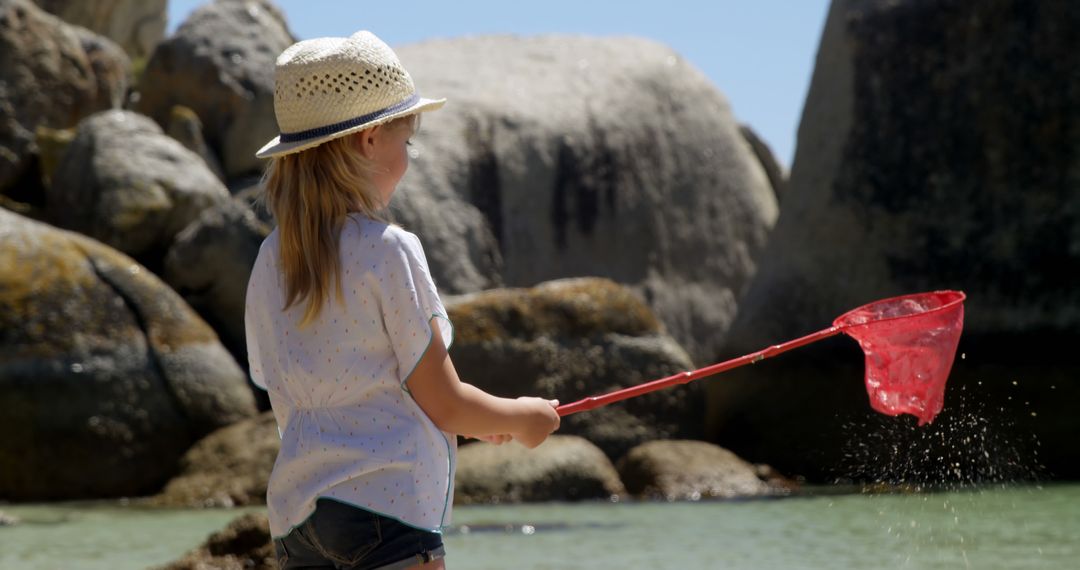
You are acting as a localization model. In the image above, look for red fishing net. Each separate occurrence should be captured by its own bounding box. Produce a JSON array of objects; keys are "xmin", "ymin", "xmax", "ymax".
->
[{"xmin": 834, "ymin": 291, "xmax": 966, "ymax": 425}]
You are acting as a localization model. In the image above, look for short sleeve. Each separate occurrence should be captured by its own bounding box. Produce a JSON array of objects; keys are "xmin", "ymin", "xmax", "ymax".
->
[{"xmin": 376, "ymin": 230, "xmax": 453, "ymax": 387}]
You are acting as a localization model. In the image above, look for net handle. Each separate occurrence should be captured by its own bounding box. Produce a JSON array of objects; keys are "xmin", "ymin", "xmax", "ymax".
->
[{"xmin": 556, "ymin": 326, "xmax": 843, "ymax": 417}]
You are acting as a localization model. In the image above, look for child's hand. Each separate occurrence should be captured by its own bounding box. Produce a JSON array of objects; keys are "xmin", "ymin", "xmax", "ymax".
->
[{"xmin": 511, "ymin": 397, "xmax": 561, "ymax": 449}]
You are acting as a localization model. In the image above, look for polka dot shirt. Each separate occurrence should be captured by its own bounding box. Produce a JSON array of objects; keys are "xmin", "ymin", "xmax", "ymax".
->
[{"xmin": 244, "ymin": 214, "xmax": 455, "ymax": 539}]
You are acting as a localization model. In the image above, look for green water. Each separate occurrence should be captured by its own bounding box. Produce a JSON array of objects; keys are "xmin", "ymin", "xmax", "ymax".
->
[{"xmin": 2, "ymin": 485, "xmax": 1078, "ymax": 569}]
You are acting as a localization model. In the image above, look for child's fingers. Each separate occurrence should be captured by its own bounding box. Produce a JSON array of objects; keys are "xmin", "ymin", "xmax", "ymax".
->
[{"xmin": 548, "ymin": 399, "xmax": 559, "ymax": 408}]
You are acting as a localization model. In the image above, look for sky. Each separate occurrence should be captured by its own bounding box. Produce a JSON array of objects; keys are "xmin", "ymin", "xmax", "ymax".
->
[{"xmin": 167, "ymin": 0, "xmax": 831, "ymax": 168}]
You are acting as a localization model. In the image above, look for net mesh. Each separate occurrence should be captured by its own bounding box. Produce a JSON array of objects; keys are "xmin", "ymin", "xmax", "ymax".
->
[{"xmin": 833, "ymin": 291, "xmax": 965, "ymax": 425}]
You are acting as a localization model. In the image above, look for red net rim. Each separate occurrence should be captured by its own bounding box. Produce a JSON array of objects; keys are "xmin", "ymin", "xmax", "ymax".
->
[{"xmin": 832, "ymin": 290, "xmax": 967, "ymax": 329}]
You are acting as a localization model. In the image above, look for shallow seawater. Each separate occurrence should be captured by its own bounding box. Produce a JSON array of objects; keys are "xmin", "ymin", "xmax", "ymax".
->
[{"xmin": 2, "ymin": 484, "xmax": 1078, "ymax": 569}]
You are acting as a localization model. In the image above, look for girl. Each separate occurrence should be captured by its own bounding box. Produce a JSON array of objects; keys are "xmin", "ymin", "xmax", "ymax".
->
[{"xmin": 245, "ymin": 31, "xmax": 560, "ymax": 570}]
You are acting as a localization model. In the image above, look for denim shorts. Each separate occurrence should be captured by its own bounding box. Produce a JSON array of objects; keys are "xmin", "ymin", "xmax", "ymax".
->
[{"xmin": 274, "ymin": 498, "xmax": 445, "ymax": 570}]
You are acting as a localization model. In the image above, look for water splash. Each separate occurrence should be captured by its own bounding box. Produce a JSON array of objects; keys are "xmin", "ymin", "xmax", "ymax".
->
[
  {"xmin": 834, "ymin": 381, "xmax": 1047, "ymax": 568},
  {"xmin": 836, "ymin": 382, "xmax": 1044, "ymax": 489}
]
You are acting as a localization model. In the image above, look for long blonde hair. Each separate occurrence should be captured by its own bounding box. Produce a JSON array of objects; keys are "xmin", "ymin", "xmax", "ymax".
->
[{"xmin": 262, "ymin": 116, "xmax": 413, "ymax": 326}]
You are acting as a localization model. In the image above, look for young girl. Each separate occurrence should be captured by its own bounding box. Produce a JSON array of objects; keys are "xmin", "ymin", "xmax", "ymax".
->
[{"xmin": 244, "ymin": 31, "xmax": 560, "ymax": 570}]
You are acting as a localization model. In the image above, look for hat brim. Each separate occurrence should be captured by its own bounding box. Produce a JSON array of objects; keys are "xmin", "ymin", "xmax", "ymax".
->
[{"xmin": 255, "ymin": 96, "xmax": 446, "ymax": 159}]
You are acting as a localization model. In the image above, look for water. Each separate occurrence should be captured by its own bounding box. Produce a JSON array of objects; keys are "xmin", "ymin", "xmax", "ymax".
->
[
  {"xmin": 2, "ymin": 485, "xmax": 1078, "ymax": 569},
  {"xmin": 838, "ymin": 382, "xmax": 1045, "ymax": 487}
]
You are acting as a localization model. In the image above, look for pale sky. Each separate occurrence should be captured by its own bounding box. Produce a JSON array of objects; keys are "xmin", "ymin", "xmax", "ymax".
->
[{"xmin": 168, "ymin": 0, "xmax": 831, "ymax": 168}]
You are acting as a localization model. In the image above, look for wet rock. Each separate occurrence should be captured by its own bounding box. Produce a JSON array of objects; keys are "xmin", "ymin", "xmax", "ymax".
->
[
  {"xmin": 33, "ymin": 0, "xmax": 166, "ymax": 60},
  {"xmin": 47, "ymin": 110, "xmax": 230, "ymax": 263},
  {"xmin": 0, "ymin": 510, "xmax": 19, "ymax": 526},
  {"xmin": 0, "ymin": 208, "xmax": 257, "ymax": 500},
  {"xmin": 137, "ymin": 0, "xmax": 295, "ymax": 179},
  {"xmin": 164, "ymin": 200, "xmax": 271, "ymax": 363},
  {"xmin": 710, "ymin": 0, "xmax": 1080, "ymax": 480},
  {"xmin": 616, "ymin": 440, "xmax": 789, "ymax": 500},
  {"xmin": 0, "ymin": 0, "xmax": 128, "ymax": 193},
  {"xmin": 394, "ymin": 35, "xmax": 779, "ymax": 363},
  {"xmin": 455, "ymin": 435, "xmax": 625, "ymax": 504},
  {"xmin": 447, "ymin": 278, "xmax": 704, "ymax": 461},
  {"xmin": 157, "ymin": 512, "xmax": 276, "ymax": 570},
  {"xmin": 150, "ymin": 412, "xmax": 277, "ymax": 508}
]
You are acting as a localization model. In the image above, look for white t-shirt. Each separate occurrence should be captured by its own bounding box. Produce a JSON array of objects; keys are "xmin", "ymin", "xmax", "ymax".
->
[{"xmin": 244, "ymin": 214, "xmax": 456, "ymax": 539}]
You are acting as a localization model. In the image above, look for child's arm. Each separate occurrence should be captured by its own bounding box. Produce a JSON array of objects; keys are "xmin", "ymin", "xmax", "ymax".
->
[{"xmin": 406, "ymin": 319, "xmax": 560, "ymax": 449}]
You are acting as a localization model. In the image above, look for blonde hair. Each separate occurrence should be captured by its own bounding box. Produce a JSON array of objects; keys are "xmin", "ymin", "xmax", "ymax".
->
[{"xmin": 262, "ymin": 115, "xmax": 415, "ymax": 327}]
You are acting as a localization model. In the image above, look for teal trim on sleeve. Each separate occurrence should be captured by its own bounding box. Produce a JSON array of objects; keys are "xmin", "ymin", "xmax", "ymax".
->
[
  {"xmin": 394, "ymin": 313, "xmax": 457, "ymax": 530},
  {"xmin": 438, "ymin": 431, "xmax": 454, "ymax": 530},
  {"xmin": 398, "ymin": 313, "xmax": 455, "ymax": 394}
]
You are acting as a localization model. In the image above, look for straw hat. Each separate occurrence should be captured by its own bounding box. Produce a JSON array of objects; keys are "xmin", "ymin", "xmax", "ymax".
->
[{"xmin": 255, "ymin": 31, "xmax": 445, "ymax": 158}]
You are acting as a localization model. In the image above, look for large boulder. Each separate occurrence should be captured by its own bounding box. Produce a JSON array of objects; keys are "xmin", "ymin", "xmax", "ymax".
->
[
  {"xmin": 447, "ymin": 278, "xmax": 703, "ymax": 461},
  {"xmin": 0, "ymin": 208, "xmax": 257, "ymax": 500},
  {"xmin": 32, "ymin": 0, "xmax": 166, "ymax": 60},
  {"xmin": 709, "ymin": 0, "xmax": 1080, "ymax": 480},
  {"xmin": 164, "ymin": 199, "xmax": 271, "ymax": 363},
  {"xmin": 455, "ymin": 436, "xmax": 625, "ymax": 504},
  {"xmin": 137, "ymin": 0, "xmax": 295, "ymax": 180},
  {"xmin": 0, "ymin": 0, "xmax": 129, "ymax": 194},
  {"xmin": 394, "ymin": 36, "xmax": 779, "ymax": 363},
  {"xmin": 47, "ymin": 110, "xmax": 231, "ymax": 264},
  {"xmin": 616, "ymin": 440, "xmax": 791, "ymax": 500},
  {"xmin": 151, "ymin": 411, "xmax": 277, "ymax": 508}
]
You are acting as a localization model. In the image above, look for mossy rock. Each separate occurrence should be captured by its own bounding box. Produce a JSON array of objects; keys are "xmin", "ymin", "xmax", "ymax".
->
[
  {"xmin": 0, "ymin": 208, "xmax": 256, "ymax": 500},
  {"xmin": 156, "ymin": 512, "xmax": 276, "ymax": 570},
  {"xmin": 447, "ymin": 278, "xmax": 703, "ymax": 461},
  {"xmin": 0, "ymin": 0, "xmax": 128, "ymax": 193},
  {"xmin": 450, "ymin": 277, "xmax": 660, "ymax": 344},
  {"xmin": 149, "ymin": 411, "xmax": 278, "ymax": 508}
]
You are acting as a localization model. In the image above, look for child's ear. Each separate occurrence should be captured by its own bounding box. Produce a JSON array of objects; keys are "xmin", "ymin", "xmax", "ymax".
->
[{"xmin": 353, "ymin": 127, "xmax": 380, "ymax": 159}]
